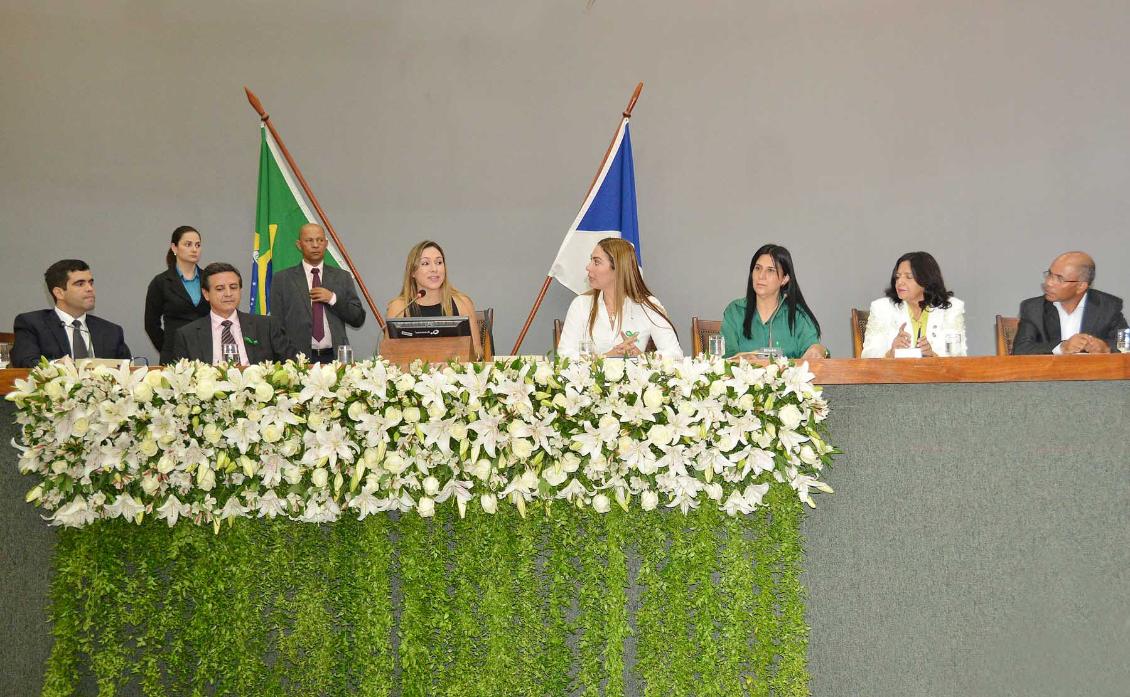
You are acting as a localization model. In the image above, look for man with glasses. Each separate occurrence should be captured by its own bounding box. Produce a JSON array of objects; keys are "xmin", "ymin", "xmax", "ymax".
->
[{"xmin": 1012, "ymin": 251, "xmax": 1127, "ymax": 354}]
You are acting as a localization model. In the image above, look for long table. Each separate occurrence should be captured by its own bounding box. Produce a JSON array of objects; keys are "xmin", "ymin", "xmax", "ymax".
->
[{"xmin": 3, "ymin": 358, "xmax": 1129, "ymax": 696}]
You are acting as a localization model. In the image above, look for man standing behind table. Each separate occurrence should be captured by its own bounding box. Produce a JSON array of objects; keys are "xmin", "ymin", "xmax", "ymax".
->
[
  {"xmin": 11, "ymin": 259, "xmax": 131, "ymax": 367},
  {"xmin": 170, "ymin": 263, "xmax": 295, "ymax": 364},
  {"xmin": 1012, "ymin": 251, "xmax": 1127, "ymax": 354},
  {"xmin": 269, "ymin": 223, "xmax": 366, "ymax": 363}
]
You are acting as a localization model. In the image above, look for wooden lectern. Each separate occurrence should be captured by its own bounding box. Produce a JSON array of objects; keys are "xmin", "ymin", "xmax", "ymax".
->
[{"xmin": 379, "ymin": 336, "xmax": 475, "ymax": 367}]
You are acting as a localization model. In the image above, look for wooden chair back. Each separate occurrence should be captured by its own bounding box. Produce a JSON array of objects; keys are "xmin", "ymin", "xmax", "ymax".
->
[
  {"xmin": 690, "ymin": 317, "xmax": 722, "ymax": 356},
  {"xmin": 475, "ymin": 308, "xmax": 495, "ymax": 360},
  {"xmin": 995, "ymin": 315, "xmax": 1020, "ymax": 356},
  {"xmin": 0, "ymin": 332, "xmax": 13, "ymax": 345},
  {"xmin": 850, "ymin": 308, "xmax": 870, "ymax": 358}
]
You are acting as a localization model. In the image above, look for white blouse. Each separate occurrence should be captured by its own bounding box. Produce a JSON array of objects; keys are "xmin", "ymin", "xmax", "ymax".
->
[
  {"xmin": 558, "ymin": 292, "xmax": 684, "ymax": 359},
  {"xmin": 860, "ymin": 296, "xmax": 967, "ymax": 358}
]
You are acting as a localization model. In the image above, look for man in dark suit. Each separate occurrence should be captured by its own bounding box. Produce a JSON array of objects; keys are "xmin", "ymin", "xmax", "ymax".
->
[
  {"xmin": 269, "ymin": 223, "xmax": 365, "ymax": 363},
  {"xmin": 11, "ymin": 259, "xmax": 131, "ymax": 368},
  {"xmin": 1012, "ymin": 251, "xmax": 1127, "ymax": 354},
  {"xmin": 170, "ymin": 262, "xmax": 296, "ymax": 364}
]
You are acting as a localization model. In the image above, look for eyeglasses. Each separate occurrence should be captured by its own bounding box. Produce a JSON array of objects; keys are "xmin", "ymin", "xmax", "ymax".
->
[{"xmin": 1042, "ymin": 270, "xmax": 1081, "ymax": 284}]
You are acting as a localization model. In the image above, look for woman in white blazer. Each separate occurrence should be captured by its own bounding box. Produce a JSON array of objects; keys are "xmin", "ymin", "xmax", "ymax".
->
[
  {"xmin": 558, "ymin": 238, "xmax": 683, "ymax": 359},
  {"xmin": 861, "ymin": 251, "xmax": 967, "ymax": 358}
]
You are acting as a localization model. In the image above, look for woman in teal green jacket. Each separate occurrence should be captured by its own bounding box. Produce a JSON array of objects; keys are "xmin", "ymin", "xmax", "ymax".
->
[{"xmin": 721, "ymin": 244, "xmax": 828, "ymax": 361}]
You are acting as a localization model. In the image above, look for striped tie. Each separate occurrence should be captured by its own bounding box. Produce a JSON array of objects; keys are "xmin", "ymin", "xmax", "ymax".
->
[
  {"xmin": 71, "ymin": 320, "xmax": 89, "ymax": 359},
  {"xmin": 221, "ymin": 320, "xmax": 237, "ymax": 361}
]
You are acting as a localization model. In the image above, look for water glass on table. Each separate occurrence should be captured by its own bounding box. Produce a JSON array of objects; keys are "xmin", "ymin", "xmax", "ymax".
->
[
  {"xmin": 579, "ymin": 339, "xmax": 596, "ymax": 358},
  {"xmin": 1117, "ymin": 328, "xmax": 1130, "ymax": 354},
  {"xmin": 221, "ymin": 344, "xmax": 239, "ymax": 365},
  {"xmin": 336, "ymin": 344, "xmax": 355, "ymax": 364},
  {"xmin": 0, "ymin": 342, "xmax": 10, "ymax": 368},
  {"xmin": 706, "ymin": 333, "xmax": 725, "ymax": 357}
]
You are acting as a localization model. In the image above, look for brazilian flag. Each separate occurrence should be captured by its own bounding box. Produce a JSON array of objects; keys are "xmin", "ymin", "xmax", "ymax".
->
[{"xmin": 249, "ymin": 124, "xmax": 343, "ymax": 314}]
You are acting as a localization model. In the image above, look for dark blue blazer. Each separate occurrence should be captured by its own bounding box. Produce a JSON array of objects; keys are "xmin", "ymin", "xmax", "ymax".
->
[{"xmin": 11, "ymin": 309, "xmax": 131, "ymax": 368}]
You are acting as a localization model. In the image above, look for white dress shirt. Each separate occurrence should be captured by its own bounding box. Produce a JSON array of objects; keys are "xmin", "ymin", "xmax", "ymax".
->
[
  {"xmin": 54, "ymin": 307, "xmax": 93, "ymax": 358},
  {"xmin": 558, "ymin": 292, "xmax": 684, "ymax": 359},
  {"xmin": 302, "ymin": 260, "xmax": 337, "ymax": 350},
  {"xmin": 860, "ymin": 296, "xmax": 967, "ymax": 358},
  {"xmin": 1051, "ymin": 294, "xmax": 1087, "ymax": 355},
  {"xmin": 210, "ymin": 311, "xmax": 249, "ymax": 365}
]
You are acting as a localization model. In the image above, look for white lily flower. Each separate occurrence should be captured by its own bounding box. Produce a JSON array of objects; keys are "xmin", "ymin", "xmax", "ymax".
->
[{"xmin": 156, "ymin": 495, "xmax": 190, "ymax": 527}]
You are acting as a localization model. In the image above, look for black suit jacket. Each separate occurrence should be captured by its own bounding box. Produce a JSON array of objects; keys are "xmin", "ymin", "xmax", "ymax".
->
[
  {"xmin": 1012, "ymin": 288, "xmax": 1128, "ymax": 354},
  {"xmin": 11, "ymin": 309, "xmax": 131, "ymax": 368},
  {"xmin": 169, "ymin": 311, "xmax": 296, "ymax": 364},
  {"xmin": 268, "ymin": 264, "xmax": 366, "ymax": 352},
  {"xmin": 144, "ymin": 267, "xmax": 210, "ymax": 365}
]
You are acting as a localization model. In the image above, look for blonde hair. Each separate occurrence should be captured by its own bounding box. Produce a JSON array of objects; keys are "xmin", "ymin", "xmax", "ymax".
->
[
  {"xmin": 395, "ymin": 240, "xmax": 465, "ymax": 316},
  {"xmin": 586, "ymin": 237, "xmax": 675, "ymax": 339}
]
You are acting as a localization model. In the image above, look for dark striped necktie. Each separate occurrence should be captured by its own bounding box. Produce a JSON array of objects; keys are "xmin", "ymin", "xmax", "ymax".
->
[{"xmin": 221, "ymin": 320, "xmax": 237, "ymax": 358}]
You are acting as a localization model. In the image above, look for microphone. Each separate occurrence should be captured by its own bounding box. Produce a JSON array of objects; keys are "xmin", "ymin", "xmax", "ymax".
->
[{"xmin": 398, "ymin": 289, "xmax": 427, "ymax": 318}]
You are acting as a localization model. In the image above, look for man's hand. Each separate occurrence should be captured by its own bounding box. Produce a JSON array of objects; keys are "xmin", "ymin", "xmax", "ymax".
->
[
  {"xmin": 1081, "ymin": 334, "xmax": 1111, "ymax": 354},
  {"xmin": 1059, "ymin": 334, "xmax": 1090, "ymax": 354},
  {"xmin": 309, "ymin": 287, "xmax": 334, "ymax": 304}
]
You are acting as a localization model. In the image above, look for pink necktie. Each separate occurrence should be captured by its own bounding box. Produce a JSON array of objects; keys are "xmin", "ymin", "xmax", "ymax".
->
[{"xmin": 311, "ymin": 268, "xmax": 325, "ymax": 342}]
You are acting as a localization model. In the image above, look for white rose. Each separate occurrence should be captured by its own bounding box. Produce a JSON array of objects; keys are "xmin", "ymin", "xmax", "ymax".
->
[
  {"xmin": 592, "ymin": 493, "xmax": 611, "ymax": 513},
  {"xmin": 143, "ymin": 370, "xmax": 164, "ymax": 387},
  {"xmin": 72, "ymin": 418, "xmax": 89, "ymax": 437},
  {"xmin": 280, "ymin": 438, "xmax": 301, "ymax": 457},
  {"xmin": 777, "ymin": 404, "xmax": 803, "ymax": 430},
  {"xmin": 347, "ymin": 401, "xmax": 366, "ymax": 421},
  {"xmin": 308, "ymin": 413, "xmax": 325, "ymax": 430},
  {"xmin": 646, "ymin": 424, "xmax": 673, "ymax": 447},
  {"xmin": 44, "ymin": 380, "xmax": 66, "ymax": 400},
  {"xmin": 140, "ymin": 474, "xmax": 161, "ymax": 496},
  {"xmin": 642, "ymin": 386, "xmax": 663, "ymax": 410},
  {"xmin": 311, "ymin": 468, "xmax": 329, "ymax": 489},
  {"xmin": 417, "ymin": 496, "xmax": 436, "ymax": 518},
  {"xmin": 202, "ymin": 423, "xmax": 223, "ymax": 445},
  {"xmin": 603, "ymin": 360, "xmax": 625, "ymax": 382},
  {"xmin": 561, "ymin": 453, "xmax": 581, "ymax": 473},
  {"xmin": 133, "ymin": 383, "xmax": 154, "ymax": 403},
  {"xmin": 283, "ymin": 464, "xmax": 303, "ymax": 485},
  {"xmin": 799, "ymin": 445, "xmax": 819, "ymax": 465},
  {"xmin": 469, "ymin": 459, "xmax": 492, "ymax": 481},
  {"xmin": 261, "ymin": 423, "xmax": 282, "ymax": 443},
  {"xmin": 543, "ymin": 465, "xmax": 568, "ymax": 487},
  {"xmin": 640, "ymin": 490, "xmax": 659, "ymax": 511},
  {"xmin": 385, "ymin": 406, "xmax": 403, "ymax": 424},
  {"xmin": 423, "ymin": 475, "xmax": 440, "ymax": 496},
  {"xmin": 599, "ymin": 414, "xmax": 620, "ymax": 433},
  {"xmin": 403, "ymin": 407, "xmax": 422, "ymax": 424},
  {"xmin": 395, "ymin": 374, "xmax": 416, "ymax": 392},
  {"xmin": 139, "ymin": 439, "xmax": 159, "ymax": 458},
  {"xmin": 195, "ymin": 380, "xmax": 216, "ymax": 401},
  {"xmin": 254, "ymin": 382, "xmax": 274, "ymax": 403},
  {"xmin": 450, "ymin": 423, "xmax": 468, "ymax": 441},
  {"xmin": 427, "ymin": 403, "xmax": 447, "ymax": 419},
  {"xmin": 510, "ymin": 438, "xmax": 534, "ymax": 460},
  {"xmin": 480, "ymin": 493, "xmax": 498, "ymax": 514},
  {"xmin": 617, "ymin": 436, "xmax": 635, "ymax": 457},
  {"xmin": 383, "ymin": 453, "xmax": 409, "ymax": 475},
  {"xmin": 51, "ymin": 460, "xmax": 69, "ymax": 475},
  {"xmin": 709, "ymin": 381, "xmax": 727, "ymax": 398},
  {"xmin": 534, "ymin": 362, "xmax": 553, "ymax": 385},
  {"xmin": 157, "ymin": 455, "xmax": 176, "ymax": 474}
]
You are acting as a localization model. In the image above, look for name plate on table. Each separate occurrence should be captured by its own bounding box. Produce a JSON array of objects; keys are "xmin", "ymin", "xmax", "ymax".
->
[{"xmin": 893, "ymin": 348, "xmax": 923, "ymax": 358}]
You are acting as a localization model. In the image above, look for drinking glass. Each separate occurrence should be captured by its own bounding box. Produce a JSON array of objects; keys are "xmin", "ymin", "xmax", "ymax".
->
[
  {"xmin": 1117, "ymin": 328, "xmax": 1130, "ymax": 354},
  {"xmin": 0, "ymin": 342, "xmax": 10, "ymax": 368},
  {"xmin": 579, "ymin": 339, "xmax": 596, "ymax": 358},
  {"xmin": 337, "ymin": 344, "xmax": 355, "ymax": 364},
  {"xmin": 945, "ymin": 334, "xmax": 962, "ymax": 356},
  {"xmin": 706, "ymin": 333, "xmax": 725, "ymax": 357},
  {"xmin": 221, "ymin": 344, "xmax": 240, "ymax": 365}
]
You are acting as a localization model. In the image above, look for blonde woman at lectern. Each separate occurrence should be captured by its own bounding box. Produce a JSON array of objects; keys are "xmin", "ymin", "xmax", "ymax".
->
[
  {"xmin": 557, "ymin": 237, "xmax": 682, "ymax": 359},
  {"xmin": 386, "ymin": 240, "xmax": 482, "ymax": 360}
]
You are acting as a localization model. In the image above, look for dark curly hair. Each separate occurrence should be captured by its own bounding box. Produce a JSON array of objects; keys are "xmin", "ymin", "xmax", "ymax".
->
[{"xmin": 883, "ymin": 251, "xmax": 953, "ymax": 310}]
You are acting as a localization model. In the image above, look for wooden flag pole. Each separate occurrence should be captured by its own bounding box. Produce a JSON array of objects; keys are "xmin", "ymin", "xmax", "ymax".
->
[
  {"xmin": 244, "ymin": 87, "xmax": 387, "ymax": 331},
  {"xmin": 509, "ymin": 82, "xmax": 643, "ymax": 355}
]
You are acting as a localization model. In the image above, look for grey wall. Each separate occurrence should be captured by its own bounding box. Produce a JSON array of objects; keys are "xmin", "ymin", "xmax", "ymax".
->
[{"xmin": 3, "ymin": 1, "xmax": 1130, "ymax": 360}]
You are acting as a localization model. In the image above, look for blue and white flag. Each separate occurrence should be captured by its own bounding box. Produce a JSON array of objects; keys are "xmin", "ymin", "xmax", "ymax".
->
[{"xmin": 549, "ymin": 118, "xmax": 640, "ymax": 294}]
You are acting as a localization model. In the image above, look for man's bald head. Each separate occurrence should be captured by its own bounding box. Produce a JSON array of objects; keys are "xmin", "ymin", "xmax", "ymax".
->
[
  {"xmin": 1043, "ymin": 251, "xmax": 1094, "ymax": 305},
  {"xmin": 1054, "ymin": 252, "xmax": 1095, "ymax": 284},
  {"xmin": 297, "ymin": 223, "xmax": 328, "ymax": 264}
]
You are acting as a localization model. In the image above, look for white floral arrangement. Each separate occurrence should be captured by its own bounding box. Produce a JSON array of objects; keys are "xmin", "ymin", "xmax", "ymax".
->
[{"xmin": 7, "ymin": 355, "xmax": 835, "ymax": 529}]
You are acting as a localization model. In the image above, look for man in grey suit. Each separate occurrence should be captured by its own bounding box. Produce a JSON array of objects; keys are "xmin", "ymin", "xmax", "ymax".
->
[
  {"xmin": 1012, "ymin": 251, "xmax": 1127, "ymax": 354},
  {"xmin": 269, "ymin": 223, "xmax": 366, "ymax": 363},
  {"xmin": 170, "ymin": 263, "xmax": 295, "ymax": 364}
]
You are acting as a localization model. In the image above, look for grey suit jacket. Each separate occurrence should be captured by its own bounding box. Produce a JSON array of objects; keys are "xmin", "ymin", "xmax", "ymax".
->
[
  {"xmin": 169, "ymin": 311, "xmax": 296, "ymax": 364},
  {"xmin": 1012, "ymin": 288, "xmax": 1128, "ymax": 354},
  {"xmin": 268, "ymin": 264, "xmax": 366, "ymax": 353}
]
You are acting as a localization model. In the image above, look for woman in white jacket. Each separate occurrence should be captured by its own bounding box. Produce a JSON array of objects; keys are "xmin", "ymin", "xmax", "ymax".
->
[
  {"xmin": 557, "ymin": 237, "xmax": 683, "ymax": 359},
  {"xmin": 861, "ymin": 251, "xmax": 967, "ymax": 358}
]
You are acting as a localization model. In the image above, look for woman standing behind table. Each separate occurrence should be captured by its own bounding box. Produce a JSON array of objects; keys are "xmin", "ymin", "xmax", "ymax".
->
[
  {"xmin": 386, "ymin": 240, "xmax": 483, "ymax": 360},
  {"xmin": 144, "ymin": 226, "xmax": 209, "ymax": 365},
  {"xmin": 861, "ymin": 251, "xmax": 967, "ymax": 358},
  {"xmin": 721, "ymin": 244, "xmax": 828, "ymax": 361},
  {"xmin": 557, "ymin": 237, "xmax": 683, "ymax": 359}
]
